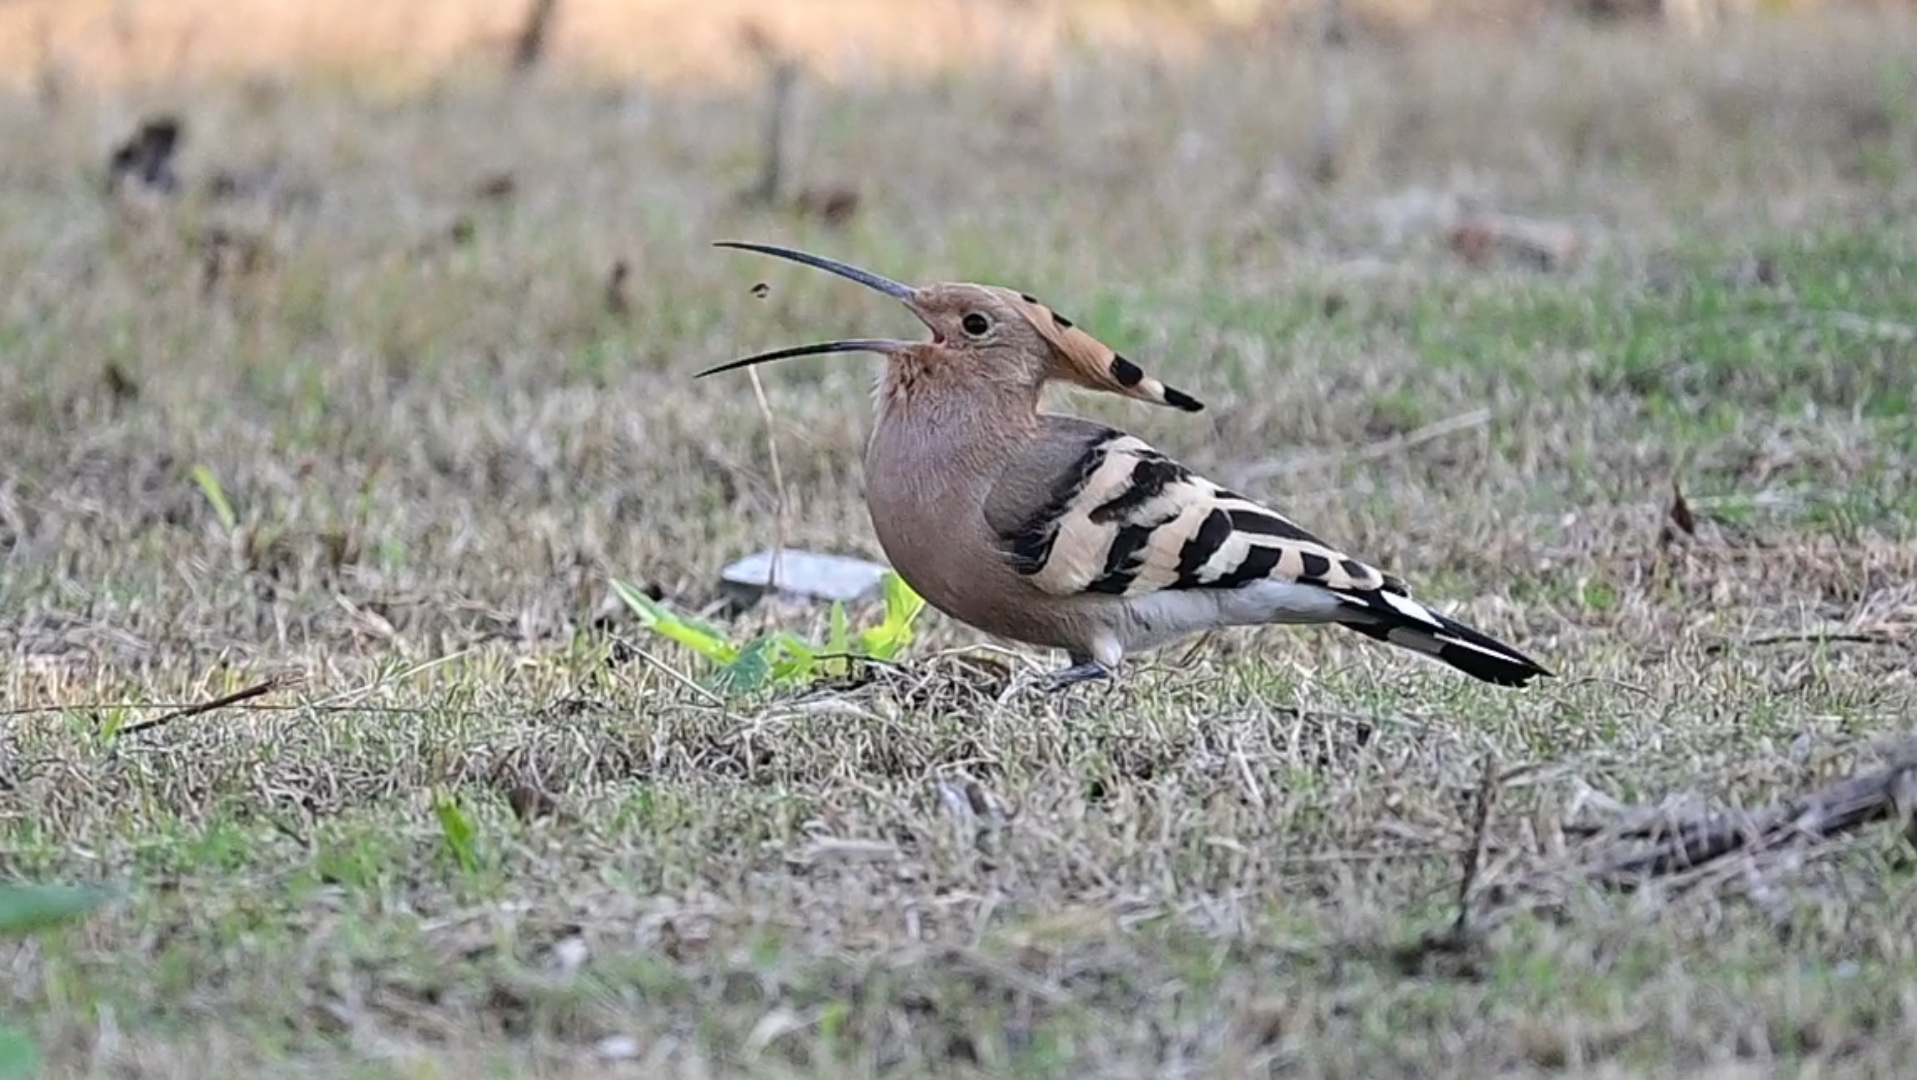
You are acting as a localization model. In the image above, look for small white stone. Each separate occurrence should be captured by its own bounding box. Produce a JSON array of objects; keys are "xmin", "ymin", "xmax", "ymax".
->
[
  {"xmin": 551, "ymin": 935, "xmax": 589, "ymax": 975},
  {"xmin": 720, "ymin": 548, "xmax": 891, "ymax": 605},
  {"xmin": 594, "ymin": 1034, "xmax": 641, "ymax": 1061}
]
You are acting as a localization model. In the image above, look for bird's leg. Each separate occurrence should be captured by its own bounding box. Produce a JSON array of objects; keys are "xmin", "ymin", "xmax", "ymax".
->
[{"xmin": 1040, "ymin": 653, "xmax": 1112, "ymax": 693}]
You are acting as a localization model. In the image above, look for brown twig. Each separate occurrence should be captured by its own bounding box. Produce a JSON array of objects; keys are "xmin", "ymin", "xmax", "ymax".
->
[
  {"xmin": 607, "ymin": 632, "xmax": 725, "ymax": 707},
  {"xmin": 1309, "ymin": 0, "xmax": 1349, "ymax": 185},
  {"xmin": 1580, "ymin": 736, "xmax": 1917, "ymax": 890},
  {"xmin": 510, "ymin": 0, "xmax": 560, "ymax": 72},
  {"xmin": 604, "ymin": 258, "xmax": 631, "ymax": 317},
  {"xmin": 1704, "ymin": 631, "xmax": 1908, "ymax": 655},
  {"xmin": 1385, "ymin": 753, "xmax": 1503, "ymax": 973},
  {"xmin": 745, "ymin": 366, "xmax": 789, "ymax": 595},
  {"xmin": 1454, "ymin": 753, "xmax": 1500, "ymax": 937},
  {"xmin": 3, "ymin": 702, "xmax": 429, "ymax": 719},
  {"xmin": 748, "ymin": 59, "xmax": 799, "ymax": 206},
  {"xmin": 119, "ymin": 670, "xmax": 306, "ymax": 736}
]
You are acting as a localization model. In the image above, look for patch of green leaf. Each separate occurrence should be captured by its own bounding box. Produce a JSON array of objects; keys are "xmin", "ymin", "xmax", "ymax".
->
[
  {"xmin": 189, "ymin": 464, "xmax": 240, "ymax": 534},
  {"xmin": 609, "ymin": 580, "xmax": 743, "ymax": 666},
  {"xmin": 610, "ymin": 570, "xmax": 925, "ymax": 695},
  {"xmin": 431, "ymin": 791, "xmax": 484, "ymax": 876}
]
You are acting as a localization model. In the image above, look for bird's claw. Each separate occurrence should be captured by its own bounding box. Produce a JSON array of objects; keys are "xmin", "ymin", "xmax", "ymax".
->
[{"xmin": 1038, "ymin": 658, "xmax": 1113, "ymax": 693}]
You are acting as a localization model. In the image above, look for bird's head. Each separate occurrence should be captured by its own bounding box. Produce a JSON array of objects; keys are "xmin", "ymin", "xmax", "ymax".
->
[{"xmin": 700, "ymin": 241, "xmax": 1204, "ymax": 415}]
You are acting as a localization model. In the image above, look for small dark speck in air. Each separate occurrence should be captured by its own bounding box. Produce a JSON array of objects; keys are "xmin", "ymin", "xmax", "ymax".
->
[{"xmin": 751, "ymin": 282, "xmax": 770, "ymax": 299}]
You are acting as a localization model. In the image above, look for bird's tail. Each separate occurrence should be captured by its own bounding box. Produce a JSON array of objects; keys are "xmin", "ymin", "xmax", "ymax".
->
[{"xmin": 1332, "ymin": 590, "xmax": 1551, "ymax": 687}]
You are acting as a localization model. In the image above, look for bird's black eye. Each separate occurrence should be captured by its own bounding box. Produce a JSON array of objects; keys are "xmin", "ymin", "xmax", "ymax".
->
[{"xmin": 961, "ymin": 312, "xmax": 991, "ymax": 337}]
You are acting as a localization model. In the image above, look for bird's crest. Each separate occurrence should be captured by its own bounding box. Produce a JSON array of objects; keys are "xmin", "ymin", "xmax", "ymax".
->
[{"xmin": 998, "ymin": 289, "xmax": 1205, "ymax": 414}]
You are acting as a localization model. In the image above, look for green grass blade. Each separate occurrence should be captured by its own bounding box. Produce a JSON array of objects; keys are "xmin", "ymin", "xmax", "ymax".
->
[
  {"xmin": 189, "ymin": 464, "xmax": 239, "ymax": 534},
  {"xmin": 610, "ymin": 579, "xmax": 740, "ymax": 664},
  {"xmin": 430, "ymin": 792, "xmax": 482, "ymax": 875}
]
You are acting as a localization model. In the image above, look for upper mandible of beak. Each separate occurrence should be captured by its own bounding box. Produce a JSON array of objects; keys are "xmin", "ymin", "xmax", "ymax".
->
[{"xmin": 713, "ymin": 241, "xmax": 919, "ymax": 305}]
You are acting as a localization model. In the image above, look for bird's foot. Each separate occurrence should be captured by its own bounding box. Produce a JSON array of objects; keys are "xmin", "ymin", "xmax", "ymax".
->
[{"xmin": 1039, "ymin": 656, "xmax": 1113, "ymax": 693}]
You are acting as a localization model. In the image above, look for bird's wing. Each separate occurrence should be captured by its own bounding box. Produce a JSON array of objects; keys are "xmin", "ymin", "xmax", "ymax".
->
[
  {"xmin": 982, "ymin": 420, "xmax": 1551, "ymax": 686},
  {"xmin": 983, "ymin": 420, "xmax": 1408, "ymax": 603}
]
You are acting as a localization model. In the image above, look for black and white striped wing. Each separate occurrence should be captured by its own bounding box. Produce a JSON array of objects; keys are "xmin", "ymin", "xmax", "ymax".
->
[
  {"xmin": 987, "ymin": 425, "xmax": 1396, "ymax": 600},
  {"xmin": 982, "ymin": 421, "xmax": 1551, "ymax": 686}
]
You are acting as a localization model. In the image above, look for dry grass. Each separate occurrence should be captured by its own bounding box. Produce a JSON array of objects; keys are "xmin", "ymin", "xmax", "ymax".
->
[{"xmin": 5, "ymin": 2, "xmax": 1917, "ymax": 1076}]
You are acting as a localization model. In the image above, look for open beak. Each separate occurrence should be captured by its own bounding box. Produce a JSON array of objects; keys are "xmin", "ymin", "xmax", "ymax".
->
[{"xmin": 698, "ymin": 241, "xmax": 921, "ymax": 378}]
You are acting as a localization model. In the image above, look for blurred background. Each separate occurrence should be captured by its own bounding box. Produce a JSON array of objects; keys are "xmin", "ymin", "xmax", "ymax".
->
[{"xmin": 5, "ymin": 1, "xmax": 1913, "ymax": 89}]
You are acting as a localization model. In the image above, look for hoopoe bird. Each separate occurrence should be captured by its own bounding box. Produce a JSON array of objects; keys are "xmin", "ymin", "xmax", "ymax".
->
[{"xmin": 703, "ymin": 241, "xmax": 1552, "ymax": 691}]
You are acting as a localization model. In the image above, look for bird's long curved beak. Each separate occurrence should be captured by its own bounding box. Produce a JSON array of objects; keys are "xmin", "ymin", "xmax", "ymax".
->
[
  {"xmin": 713, "ymin": 241, "xmax": 916, "ymax": 301},
  {"xmin": 694, "ymin": 338, "xmax": 913, "ymax": 378},
  {"xmin": 705, "ymin": 241, "xmax": 922, "ymax": 377}
]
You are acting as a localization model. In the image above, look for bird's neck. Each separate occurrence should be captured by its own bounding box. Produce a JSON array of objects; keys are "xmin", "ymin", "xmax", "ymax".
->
[
  {"xmin": 862, "ymin": 365, "xmax": 1041, "ymax": 616},
  {"xmin": 869, "ymin": 362, "xmax": 1042, "ymax": 479}
]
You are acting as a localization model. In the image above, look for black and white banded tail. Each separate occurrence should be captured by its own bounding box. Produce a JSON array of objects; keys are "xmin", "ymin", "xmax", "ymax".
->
[{"xmin": 1330, "ymin": 586, "xmax": 1550, "ymax": 687}]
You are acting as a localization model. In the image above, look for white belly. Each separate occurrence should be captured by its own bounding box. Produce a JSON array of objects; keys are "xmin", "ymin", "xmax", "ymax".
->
[{"xmin": 1112, "ymin": 579, "xmax": 1348, "ymax": 655}]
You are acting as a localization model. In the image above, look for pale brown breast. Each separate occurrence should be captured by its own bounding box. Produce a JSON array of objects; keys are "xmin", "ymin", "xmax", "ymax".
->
[{"xmin": 861, "ymin": 408, "xmax": 1095, "ymax": 652}]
